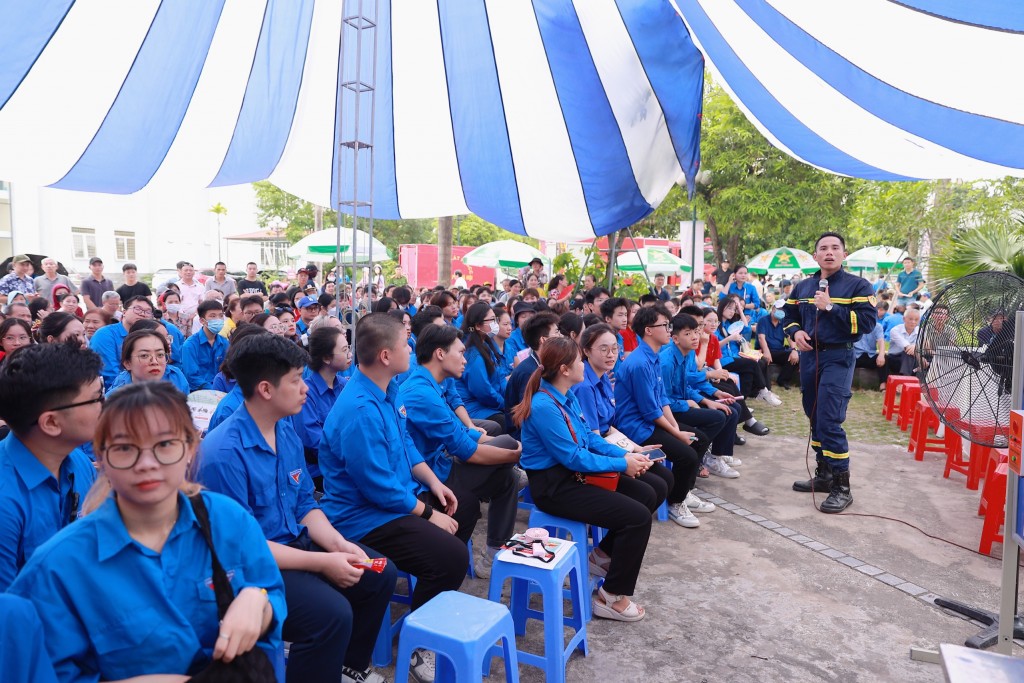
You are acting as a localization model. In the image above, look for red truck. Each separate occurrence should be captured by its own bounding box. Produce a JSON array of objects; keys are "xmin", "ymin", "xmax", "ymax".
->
[{"xmin": 399, "ymin": 244, "xmax": 497, "ymax": 290}]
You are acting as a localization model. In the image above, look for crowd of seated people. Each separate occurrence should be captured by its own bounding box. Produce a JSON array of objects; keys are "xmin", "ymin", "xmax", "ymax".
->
[{"xmin": 0, "ymin": 261, "xmax": 813, "ymax": 682}]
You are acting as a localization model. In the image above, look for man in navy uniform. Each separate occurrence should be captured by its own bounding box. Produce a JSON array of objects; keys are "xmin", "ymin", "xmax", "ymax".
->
[{"xmin": 783, "ymin": 232, "xmax": 876, "ymax": 513}]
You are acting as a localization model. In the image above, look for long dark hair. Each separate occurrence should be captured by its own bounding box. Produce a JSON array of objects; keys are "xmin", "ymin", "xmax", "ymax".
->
[
  {"xmin": 511, "ymin": 337, "xmax": 580, "ymax": 426},
  {"xmin": 461, "ymin": 301, "xmax": 499, "ymax": 375},
  {"xmin": 717, "ymin": 294, "xmax": 744, "ymax": 329}
]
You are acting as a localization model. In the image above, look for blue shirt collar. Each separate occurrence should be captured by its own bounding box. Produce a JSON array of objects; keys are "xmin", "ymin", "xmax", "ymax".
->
[
  {"xmin": 94, "ymin": 490, "xmax": 199, "ymax": 562},
  {"xmin": 636, "ymin": 338, "xmax": 658, "ymax": 361},
  {"xmin": 4, "ymin": 433, "xmax": 69, "ymax": 491},
  {"xmin": 411, "ymin": 364, "xmax": 445, "ymax": 394},
  {"xmin": 539, "ymin": 379, "xmax": 571, "ymax": 406},
  {"xmin": 350, "ymin": 367, "xmax": 397, "ymax": 405}
]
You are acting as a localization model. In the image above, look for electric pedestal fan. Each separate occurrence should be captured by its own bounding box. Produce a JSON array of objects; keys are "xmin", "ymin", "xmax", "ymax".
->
[{"xmin": 916, "ymin": 271, "xmax": 1024, "ymax": 650}]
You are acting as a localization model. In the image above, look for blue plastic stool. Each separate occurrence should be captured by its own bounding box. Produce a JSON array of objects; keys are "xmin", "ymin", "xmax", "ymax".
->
[
  {"xmin": 517, "ymin": 484, "xmax": 536, "ymax": 512},
  {"xmin": 527, "ymin": 510, "xmax": 600, "ymax": 621},
  {"xmin": 657, "ymin": 458, "xmax": 674, "ymax": 521},
  {"xmin": 372, "ymin": 570, "xmax": 416, "ymax": 667},
  {"xmin": 488, "ymin": 541, "xmax": 588, "ymax": 683},
  {"xmin": 395, "ymin": 591, "xmax": 520, "ymax": 683}
]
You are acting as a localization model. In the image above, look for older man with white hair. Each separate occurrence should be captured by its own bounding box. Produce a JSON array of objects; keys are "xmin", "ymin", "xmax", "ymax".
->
[
  {"xmin": 887, "ymin": 306, "xmax": 921, "ymax": 376},
  {"xmin": 33, "ymin": 257, "xmax": 76, "ymax": 302}
]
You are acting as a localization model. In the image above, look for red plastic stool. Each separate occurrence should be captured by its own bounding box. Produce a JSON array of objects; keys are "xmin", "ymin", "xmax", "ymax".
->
[
  {"xmin": 897, "ymin": 383, "xmax": 923, "ymax": 432},
  {"xmin": 941, "ymin": 429, "xmax": 967, "ymax": 481},
  {"xmin": 907, "ymin": 399, "xmax": 944, "ymax": 461},
  {"xmin": 883, "ymin": 376, "xmax": 919, "ymax": 421},
  {"xmin": 979, "ymin": 462, "xmax": 1008, "ymax": 556},
  {"xmin": 977, "ymin": 449, "xmax": 1009, "ymax": 517},
  {"xmin": 967, "ymin": 443, "xmax": 995, "ymax": 491}
]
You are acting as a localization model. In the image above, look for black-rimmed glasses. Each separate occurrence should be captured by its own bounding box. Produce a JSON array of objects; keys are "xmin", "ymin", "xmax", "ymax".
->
[
  {"xmin": 50, "ymin": 395, "xmax": 105, "ymax": 412},
  {"xmin": 101, "ymin": 439, "xmax": 189, "ymax": 470}
]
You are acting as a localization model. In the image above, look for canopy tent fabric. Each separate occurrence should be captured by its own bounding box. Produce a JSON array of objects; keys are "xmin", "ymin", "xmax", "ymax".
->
[
  {"xmin": 673, "ymin": 0, "xmax": 1024, "ymax": 181},
  {"xmin": 462, "ymin": 240, "xmax": 550, "ymax": 270},
  {"xmin": 616, "ymin": 247, "xmax": 692, "ymax": 274},
  {"xmin": 0, "ymin": 0, "xmax": 704, "ymax": 242},
  {"xmin": 286, "ymin": 228, "xmax": 389, "ymax": 263},
  {"xmin": 845, "ymin": 245, "xmax": 910, "ymax": 271}
]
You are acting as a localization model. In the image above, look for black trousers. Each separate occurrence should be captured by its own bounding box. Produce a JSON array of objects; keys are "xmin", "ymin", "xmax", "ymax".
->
[
  {"xmin": 281, "ymin": 540, "xmax": 398, "ymax": 682},
  {"xmin": 677, "ymin": 407, "xmax": 737, "ymax": 457},
  {"xmin": 723, "ymin": 356, "xmax": 769, "ymax": 395},
  {"xmin": 709, "ymin": 378, "xmax": 753, "ymax": 422},
  {"xmin": 854, "ymin": 353, "xmax": 889, "ymax": 387},
  {"xmin": 360, "ymin": 515, "xmax": 469, "ymax": 610},
  {"xmin": 445, "ymin": 455, "xmax": 518, "ymax": 549},
  {"xmin": 768, "ymin": 349, "xmax": 799, "ymax": 387},
  {"xmin": 643, "ymin": 428, "xmax": 698, "ymax": 505},
  {"xmin": 527, "ymin": 465, "xmax": 661, "ymax": 596}
]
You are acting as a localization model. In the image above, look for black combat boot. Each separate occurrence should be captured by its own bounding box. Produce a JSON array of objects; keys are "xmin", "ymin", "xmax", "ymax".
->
[
  {"xmin": 820, "ymin": 471, "xmax": 853, "ymax": 513},
  {"xmin": 792, "ymin": 457, "xmax": 832, "ymax": 493}
]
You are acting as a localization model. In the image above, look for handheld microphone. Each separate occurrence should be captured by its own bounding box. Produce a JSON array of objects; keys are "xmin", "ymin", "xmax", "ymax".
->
[{"xmin": 818, "ymin": 279, "xmax": 829, "ymax": 292}]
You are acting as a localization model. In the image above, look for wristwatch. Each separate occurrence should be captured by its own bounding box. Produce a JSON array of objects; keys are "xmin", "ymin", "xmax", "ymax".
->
[
  {"xmin": 825, "ymin": 303, "xmax": 834, "ymax": 312},
  {"xmin": 419, "ymin": 503, "xmax": 434, "ymax": 520}
]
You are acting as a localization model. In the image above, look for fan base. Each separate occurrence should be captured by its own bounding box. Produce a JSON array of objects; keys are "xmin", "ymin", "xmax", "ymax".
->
[{"xmin": 933, "ymin": 597, "xmax": 1024, "ymax": 649}]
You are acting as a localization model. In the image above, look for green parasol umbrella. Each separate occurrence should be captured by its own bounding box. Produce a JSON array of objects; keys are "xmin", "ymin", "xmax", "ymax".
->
[
  {"xmin": 746, "ymin": 247, "xmax": 818, "ymax": 275},
  {"xmin": 845, "ymin": 245, "xmax": 910, "ymax": 271},
  {"xmin": 462, "ymin": 240, "xmax": 549, "ymax": 269},
  {"xmin": 616, "ymin": 247, "xmax": 692, "ymax": 274}
]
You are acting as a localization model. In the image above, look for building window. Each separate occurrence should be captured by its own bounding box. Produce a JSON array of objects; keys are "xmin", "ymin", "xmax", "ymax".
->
[
  {"xmin": 259, "ymin": 240, "xmax": 289, "ymax": 269},
  {"xmin": 72, "ymin": 227, "xmax": 97, "ymax": 260},
  {"xmin": 114, "ymin": 230, "xmax": 136, "ymax": 261}
]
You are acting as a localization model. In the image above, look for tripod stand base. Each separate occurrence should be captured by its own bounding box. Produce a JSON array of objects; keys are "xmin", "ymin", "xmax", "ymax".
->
[{"xmin": 933, "ymin": 597, "xmax": 1024, "ymax": 649}]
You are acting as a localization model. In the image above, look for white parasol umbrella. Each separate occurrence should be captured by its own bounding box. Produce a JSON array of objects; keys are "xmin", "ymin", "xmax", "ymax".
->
[
  {"xmin": 462, "ymin": 240, "xmax": 550, "ymax": 270},
  {"xmin": 286, "ymin": 228, "xmax": 390, "ymax": 264},
  {"xmin": 845, "ymin": 246, "xmax": 910, "ymax": 271},
  {"xmin": 616, "ymin": 247, "xmax": 692, "ymax": 274},
  {"xmin": 746, "ymin": 247, "xmax": 818, "ymax": 275}
]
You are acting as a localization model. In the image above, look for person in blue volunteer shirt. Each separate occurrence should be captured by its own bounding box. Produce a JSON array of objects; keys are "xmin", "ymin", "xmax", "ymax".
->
[
  {"xmin": 725, "ymin": 264, "xmax": 761, "ymax": 311},
  {"xmin": 614, "ymin": 304, "xmax": 703, "ymax": 529},
  {"xmin": 662, "ymin": 313, "xmax": 741, "ymax": 479},
  {"xmin": 182, "ymin": 299, "xmax": 229, "ymax": 391},
  {"xmin": 492, "ymin": 307, "xmax": 515, "ymax": 379},
  {"xmin": 0, "ymin": 595, "xmax": 58, "ymax": 683},
  {"xmin": 516, "ymin": 337, "xmax": 662, "ymax": 623},
  {"xmin": 10, "ymin": 383, "xmax": 286, "ymax": 682},
  {"xmin": 296, "ymin": 326, "xmax": 351, "ymax": 488},
  {"xmin": 400, "ymin": 324, "xmax": 522, "ymax": 579},
  {"xmin": 200, "ymin": 334, "xmax": 395, "ymax": 683},
  {"xmin": 600, "ymin": 297, "xmax": 631, "ymax": 372},
  {"xmin": 456, "ymin": 302, "xmax": 508, "ymax": 432},
  {"xmin": 0, "ymin": 343, "xmax": 102, "ymax": 590},
  {"xmin": 206, "ymin": 324, "xmax": 272, "ymax": 431},
  {"xmin": 716, "ymin": 295, "xmax": 779, "ymax": 405},
  {"xmin": 88, "ymin": 295, "xmax": 156, "ymax": 389},
  {"xmin": 896, "ymin": 257, "xmax": 924, "ymax": 307},
  {"xmin": 756, "ymin": 300, "xmax": 799, "ymax": 389},
  {"xmin": 504, "ymin": 301, "xmax": 535, "ymax": 359},
  {"xmin": 319, "ymin": 314, "xmax": 467, "ymax": 612},
  {"xmin": 504, "ymin": 311, "xmax": 560, "ymax": 439},
  {"xmin": 574, "ymin": 323, "xmax": 620, "ymax": 436},
  {"xmin": 107, "ymin": 327, "xmax": 190, "ymax": 396}
]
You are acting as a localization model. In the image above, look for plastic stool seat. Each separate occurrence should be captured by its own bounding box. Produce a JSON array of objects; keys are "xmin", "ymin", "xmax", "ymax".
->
[
  {"xmin": 372, "ymin": 571, "xmax": 416, "ymax": 667},
  {"xmin": 488, "ymin": 542, "xmax": 588, "ymax": 683},
  {"xmin": 527, "ymin": 510, "xmax": 599, "ymax": 621},
  {"xmin": 897, "ymin": 384, "xmax": 923, "ymax": 431},
  {"xmin": 883, "ymin": 376, "xmax": 918, "ymax": 421},
  {"xmin": 395, "ymin": 591, "xmax": 520, "ymax": 683},
  {"xmin": 979, "ymin": 462, "xmax": 1008, "ymax": 556}
]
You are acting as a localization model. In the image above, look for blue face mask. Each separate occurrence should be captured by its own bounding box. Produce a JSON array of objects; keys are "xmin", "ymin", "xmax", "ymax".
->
[
  {"xmin": 773, "ymin": 310, "xmax": 785, "ymax": 320},
  {"xmin": 206, "ymin": 319, "xmax": 225, "ymax": 334}
]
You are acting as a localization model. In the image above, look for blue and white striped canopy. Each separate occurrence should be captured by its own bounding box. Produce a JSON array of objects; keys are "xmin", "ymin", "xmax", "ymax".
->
[
  {"xmin": 0, "ymin": 0, "xmax": 704, "ymax": 242},
  {"xmin": 674, "ymin": 0, "xmax": 1024, "ymax": 180}
]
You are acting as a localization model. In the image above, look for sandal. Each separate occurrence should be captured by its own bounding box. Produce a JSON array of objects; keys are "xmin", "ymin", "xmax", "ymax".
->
[
  {"xmin": 698, "ymin": 465, "xmax": 710, "ymax": 478},
  {"xmin": 588, "ymin": 550, "xmax": 611, "ymax": 578},
  {"xmin": 743, "ymin": 420, "xmax": 770, "ymax": 436},
  {"xmin": 593, "ymin": 587, "xmax": 645, "ymax": 622}
]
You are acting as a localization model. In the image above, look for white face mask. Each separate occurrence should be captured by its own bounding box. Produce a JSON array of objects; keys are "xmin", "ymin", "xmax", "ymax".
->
[
  {"xmin": 488, "ymin": 321, "xmax": 500, "ymax": 336},
  {"xmin": 166, "ymin": 303, "xmax": 181, "ymax": 314}
]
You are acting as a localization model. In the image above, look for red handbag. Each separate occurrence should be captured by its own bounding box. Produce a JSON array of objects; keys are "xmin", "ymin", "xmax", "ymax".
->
[{"xmin": 539, "ymin": 389, "xmax": 621, "ymax": 491}]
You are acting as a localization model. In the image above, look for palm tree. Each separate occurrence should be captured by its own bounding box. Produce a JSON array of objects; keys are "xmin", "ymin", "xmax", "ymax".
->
[
  {"xmin": 929, "ymin": 220, "xmax": 1024, "ymax": 287},
  {"xmin": 209, "ymin": 202, "xmax": 228, "ymax": 262}
]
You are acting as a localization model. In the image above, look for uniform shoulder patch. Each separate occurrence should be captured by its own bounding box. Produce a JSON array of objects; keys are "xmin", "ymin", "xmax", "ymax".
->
[{"xmin": 868, "ymin": 295, "xmax": 877, "ymax": 306}]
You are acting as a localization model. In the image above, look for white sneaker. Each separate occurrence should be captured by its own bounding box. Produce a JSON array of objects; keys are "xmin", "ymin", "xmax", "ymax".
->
[
  {"xmin": 756, "ymin": 388, "xmax": 782, "ymax": 407},
  {"xmin": 769, "ymin": 390, "xmax": 782, "ymax": 402},
  {"xmin": 667, "ymin": 502, "xmax": 700, "ymax": 528},
  {"xmin": 721, "ymin": 455, "xmax": 742, "ymax": 467},
  {"xmin": 705, "ymin": 455, "xmax": 740, "ymax": 479},
  {"xmin": 684, "ymin": 491, "xmax": 716, "ymax": 513},
  {"xmin": 341, "ymin": 666, "xmax": 387, "ymax": 683},
  {"xmin": 409, "ymin": 649, "xmax": 435, "ymax": 683}
]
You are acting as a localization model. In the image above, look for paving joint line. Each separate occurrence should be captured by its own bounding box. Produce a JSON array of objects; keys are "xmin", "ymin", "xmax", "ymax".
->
[{"xmin": 691, "ymin": 487, "xmax": 987, "ymax": 628}]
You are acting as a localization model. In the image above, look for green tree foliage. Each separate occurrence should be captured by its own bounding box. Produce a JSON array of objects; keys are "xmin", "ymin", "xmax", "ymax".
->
[
  {"xmin": 689, "ymin": 83, "xmax": 855, "ymax": 264},
  {"xmin": 930, "ymin": 220, "xmax": 1024, "ymax": 285},
  {"xmin": 446, "ymin": 214, "xmax": 538, "ymax": 248}
]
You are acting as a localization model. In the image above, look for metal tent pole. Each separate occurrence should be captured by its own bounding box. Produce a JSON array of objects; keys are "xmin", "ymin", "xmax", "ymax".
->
[{"xmin": 625, "ymin": 226, "xmax": 655, "ymax": 293}]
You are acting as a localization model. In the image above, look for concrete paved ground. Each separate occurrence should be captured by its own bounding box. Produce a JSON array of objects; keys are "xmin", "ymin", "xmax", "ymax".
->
[{"xmin": 382, "ymin": 395, "xmax": 1018, "ymax": 681}]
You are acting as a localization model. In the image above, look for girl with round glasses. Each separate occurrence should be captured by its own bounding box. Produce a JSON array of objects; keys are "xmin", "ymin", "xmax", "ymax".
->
[
  {"xmin": 107, "ymin": 329, "xmax": 189, "ymax": 396},
  {"xmin": 8, "ymin": 383, "xmax": 285, "ymax": 681}
]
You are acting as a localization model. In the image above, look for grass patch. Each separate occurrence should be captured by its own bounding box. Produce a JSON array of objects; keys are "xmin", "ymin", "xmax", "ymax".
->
[{"xmin": 750, "ymin": 388, "xmax": 906, "ymax": 447}]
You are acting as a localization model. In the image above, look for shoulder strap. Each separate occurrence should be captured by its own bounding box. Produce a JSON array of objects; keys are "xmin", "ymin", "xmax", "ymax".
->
[
  {"xmin": 189, "ymin": 493, "xmax": 235, "ymax": 619},
  {"xmin": 538, "ymin": 389, "xmax": 578, "ymax": 445}
]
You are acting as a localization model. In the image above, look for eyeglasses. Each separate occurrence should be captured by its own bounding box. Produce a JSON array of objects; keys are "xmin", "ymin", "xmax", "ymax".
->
[
  {"xmin": 50, "ymin": 394, "xmax": 105, "ymax": 412},
  {"xmin": 266, "ymin": 324, "xmax": 284, "ymax": 332},
  {"xmin": 594, "ymin": 344, "xmax": 618, "ymax": 356},
  {"xmin": 102, "ymin": 438, "xmax": 188, "ymax": 470},
  {"xmin": 2, "ymin": 334, "xmax": 30, "ymax": 344},
  {"xmin": 646, "ymin": 322, "xmax": 673, "ymax": 332},
  {"xmin": 482, "ymin": 317, "xmax": 496, "ymax": 324},
  {"xmin": 134, "ymin": 352, "xmax": 167, "ymax": 363},
  {"xmin": 129, "ymin": 306, "xmax": 153, "ymax": 318}
]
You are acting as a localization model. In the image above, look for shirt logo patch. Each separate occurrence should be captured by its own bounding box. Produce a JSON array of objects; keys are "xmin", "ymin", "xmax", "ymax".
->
[
  {"xmin": 205, "ymin": 569, "xmax": 235, "ymax": 590},
  {"xmin": 399, "ymin": 404, "xmax": 407, "ymax": 418},
  {"xmin": 289, "ymin": 469, "xmax": 302, "ymax": 484}
]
